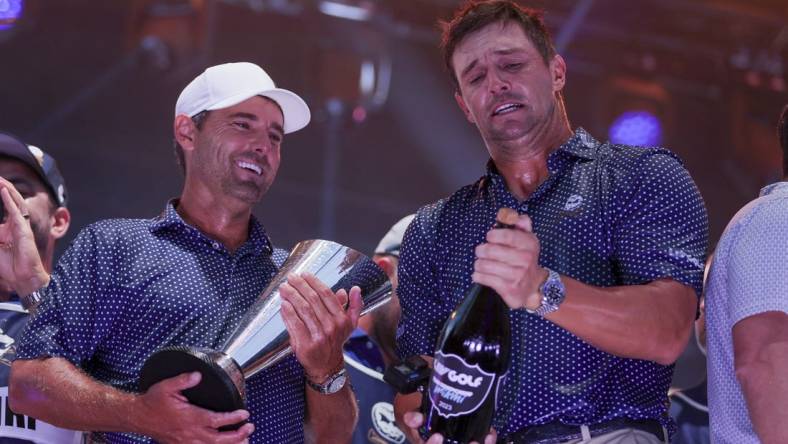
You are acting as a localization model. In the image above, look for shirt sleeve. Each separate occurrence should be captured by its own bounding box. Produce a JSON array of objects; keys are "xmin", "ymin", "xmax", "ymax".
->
[
  {"xmin": 16, "ymin": 224, "xmax": 123, "ymax": 367},
  {"xmin": 611, "ymin": 151, "xmax": 709, "ymax": 296},
  {"xmin": 726, "ymin": 199, "xmax": 788, "ymax": 324},
  {"xmin": 395, "ymin": 205, "xmax": 451, "ymax": 359}
]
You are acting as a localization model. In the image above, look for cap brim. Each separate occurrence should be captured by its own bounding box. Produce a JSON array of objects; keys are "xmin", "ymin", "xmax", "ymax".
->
[
  {"xmin": 259, "ymin": 89, "xmax": 311, "ymax": 134},
  {"xmin": 205, "ymin": 88, "xmax": 311, "ymax": 134}
]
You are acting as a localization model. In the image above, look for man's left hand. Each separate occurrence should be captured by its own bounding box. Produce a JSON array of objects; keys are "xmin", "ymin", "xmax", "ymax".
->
[
  {"xmin": 472, "ymin": 213, "xmax": 548, "ymax": 311},
  {"xmin": 279, "ymin": 273, "xmax": 362, "ymax": 381}
]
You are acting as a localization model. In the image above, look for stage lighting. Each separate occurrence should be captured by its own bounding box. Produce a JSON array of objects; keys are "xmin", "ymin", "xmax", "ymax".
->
[
  {"xmin": 608, "ymin": 110, "xmax": 663, "ymax": 147},
  {"xmin": 0, "ymin": 0, "xmax": 23, "ymax": 31},
  {"xmin": 318, "ymin": 1, "xmax": 372, "ymax": 22},
  {"xmin": 128, "ymin": 0, "xmax": 207, "ymax": 70}
]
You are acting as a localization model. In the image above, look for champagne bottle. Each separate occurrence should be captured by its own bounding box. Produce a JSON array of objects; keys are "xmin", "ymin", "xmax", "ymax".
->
[{"xmin": 420, "ymin": 208, "xmax": 515, "ymax": 443}]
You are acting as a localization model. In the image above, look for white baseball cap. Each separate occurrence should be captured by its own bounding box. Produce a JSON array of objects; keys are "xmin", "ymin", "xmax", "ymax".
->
[{"xmin": 175, "ymin": 62, "xmax": 311, "ymax": 134}]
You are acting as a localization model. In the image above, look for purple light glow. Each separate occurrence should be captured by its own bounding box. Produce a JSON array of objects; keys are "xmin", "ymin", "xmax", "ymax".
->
[{"xmin": 608, "ymin": 110, "xmax": 663, "ymax": 147}]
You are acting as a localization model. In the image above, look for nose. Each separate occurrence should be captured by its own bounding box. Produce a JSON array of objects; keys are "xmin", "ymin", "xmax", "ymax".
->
[
  {"xmin": 250, "ymin": 132, "xmax": 272, "ymax": 154},
  {"xmin": 487, "ymin": 70, "xmax": 509, "ymax": 94}
]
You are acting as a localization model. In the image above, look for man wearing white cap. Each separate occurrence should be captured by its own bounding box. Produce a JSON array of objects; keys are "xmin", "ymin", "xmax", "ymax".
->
[{"xmin": 7, "ymin": 62, "xmax": 360, "ymax": 443}]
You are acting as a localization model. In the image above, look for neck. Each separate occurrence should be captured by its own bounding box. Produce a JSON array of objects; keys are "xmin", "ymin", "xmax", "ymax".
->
[
  {"xmin": 178, "ymin": 184, "xmax": 253, "ymax": 253},
  {"xmin": 488, "ymin": 114, "xmax": 573, "ymax": 201}
]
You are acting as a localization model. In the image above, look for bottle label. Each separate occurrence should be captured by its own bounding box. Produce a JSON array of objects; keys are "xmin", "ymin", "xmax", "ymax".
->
[{"xmin": 428, "ymin": 351, "xmax": 496, "ymax": 418}]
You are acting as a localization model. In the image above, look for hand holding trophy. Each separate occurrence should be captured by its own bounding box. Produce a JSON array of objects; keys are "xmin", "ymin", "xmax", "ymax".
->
[{"xmin": 139, "ymin": 239, "xmax": 392, "ymax": 427}]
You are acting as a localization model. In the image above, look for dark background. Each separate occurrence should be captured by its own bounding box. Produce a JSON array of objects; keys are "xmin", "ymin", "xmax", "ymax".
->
[{"xmin": 1, "ymin": 0, "xmax": 787, "ymax": 258}]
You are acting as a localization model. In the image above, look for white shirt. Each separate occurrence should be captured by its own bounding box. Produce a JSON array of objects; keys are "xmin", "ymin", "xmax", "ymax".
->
[{"xmin": 705, "ymin": 182, "xmax": 788, "ymax": 443}]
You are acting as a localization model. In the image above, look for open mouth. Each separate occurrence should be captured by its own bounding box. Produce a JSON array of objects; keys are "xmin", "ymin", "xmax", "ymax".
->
[
  {"xmin": 492, "ymin": 103, "xmax": 524, "ymax": 116},
  {"xmin": 237, "ymin": 161, "xmax": 262, "ymax": 176}
]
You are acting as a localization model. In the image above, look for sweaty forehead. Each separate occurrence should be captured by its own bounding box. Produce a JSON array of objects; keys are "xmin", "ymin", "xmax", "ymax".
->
[{"xmin": 452, "ymin": 21, "xmax": 534, "ymax": 70}]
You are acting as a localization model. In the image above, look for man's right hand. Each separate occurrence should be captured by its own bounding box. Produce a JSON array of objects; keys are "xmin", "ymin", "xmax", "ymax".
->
[
  {"xmin": 0, "ymin": 178, "xmax": 48, "ymax": 295},
  {"xmin": 394, "ymin": 392, "xmax": 496, "ymax": 444},
  {"xmin": 135, "ymin": 371, "xmax": 254, "ymax": 444}
]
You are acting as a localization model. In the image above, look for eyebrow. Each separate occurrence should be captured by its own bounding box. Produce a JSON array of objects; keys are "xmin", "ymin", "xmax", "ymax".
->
[
  {"xmin": 228, "ymin": 112, "xmax": 259, "ymax": 121},
  {"xmin": 229, "ymin": 112, "xmax": 285, "ymax": 136}
]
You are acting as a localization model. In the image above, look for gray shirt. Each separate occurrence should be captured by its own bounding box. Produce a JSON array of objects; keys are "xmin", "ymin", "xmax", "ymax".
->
[{"xmin": 706, "ymin": 182, "xmax": 788, "ymax": 443}]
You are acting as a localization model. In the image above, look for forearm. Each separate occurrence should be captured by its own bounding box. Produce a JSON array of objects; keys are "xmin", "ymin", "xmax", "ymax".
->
[
  {"xmin": 304, "ymin": 383, "xmax": 358, "ymax": 444},
  {"xmin": 733, "ymin": 312, "xmax": 788, "ymax": 444},
  {"xmin": 545, "ymin": 277, "xmax": 696, "ymax": 364},
  {"xmin": 736, "ymin": 342, "xmax": 788, "ymax": 444},
  {"xmin": 9, "ymin": 357, "xmax": 145, "ymax": 434}
]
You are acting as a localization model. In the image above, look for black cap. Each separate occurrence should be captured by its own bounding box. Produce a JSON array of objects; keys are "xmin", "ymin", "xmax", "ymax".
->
[{"xmin": 0, "ymin": 132, "xmax": 67, "ymax": 207}]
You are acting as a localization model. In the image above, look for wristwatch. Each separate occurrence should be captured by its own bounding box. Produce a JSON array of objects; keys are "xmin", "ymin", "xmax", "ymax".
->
[
  {"xmin": 532, "ymin": 268, "xmax": 566, "ymax": 317},
  {"xmin": 20, "ymin": 289, "xmax": 45, "ymax": 311},
  {"xmin": 306, "ymin": 367, "xmax": 348, "ymax": 395}
]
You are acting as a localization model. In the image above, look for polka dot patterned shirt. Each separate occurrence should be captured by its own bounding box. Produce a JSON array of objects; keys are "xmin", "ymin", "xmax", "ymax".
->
[
  {"xmin": 17, "ymin": 201, "xmax": 306, "ymax": 444},
  {"xmin": 396, "ymin": 128, "xmax": 708, "ymax": 439},
  {"xmin": 705, "ymin": 182, "xmax": 788, "ymax": 444}
]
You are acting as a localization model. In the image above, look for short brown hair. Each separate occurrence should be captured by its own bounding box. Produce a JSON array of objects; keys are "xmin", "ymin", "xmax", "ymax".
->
[{"xmin": 440, "ymin": 0, "xmax": 557, "ymax": 91}]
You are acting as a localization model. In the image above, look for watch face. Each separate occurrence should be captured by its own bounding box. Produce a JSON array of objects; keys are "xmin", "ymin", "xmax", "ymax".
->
[
  {"xmin": 327, "ymin": 373, "xmax": 347, "ymax": 393},
  {"xmin": 543, "ymin": 280, "xmax": 565, "ymax": 306}
]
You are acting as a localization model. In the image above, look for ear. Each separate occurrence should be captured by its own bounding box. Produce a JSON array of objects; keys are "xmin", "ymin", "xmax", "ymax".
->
[
  {"xmin": 373, "ymin": 256, "xmax": 397, "ymax": 281},
  {"xmin": 49, "ymin": 207, "xmax": 71, "ymax": 240},
  {"xmin": 550, "ymin": 54, "xmax": 567, "ymax": 93},
  {"xmin": 174, "ymin": 114, "xmax": 198, "ymax": 153},
  {"xmin": 454, "ymin": 91, "xmax": 476, "ymax": 124}
]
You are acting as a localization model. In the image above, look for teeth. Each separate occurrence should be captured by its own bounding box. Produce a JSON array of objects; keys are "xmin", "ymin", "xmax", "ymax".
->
[
  {"xmin": 494, "ymin": 103, "xmax": 521, "ymax": 115},
  {"xmin": 238, "ymin": 161, "xmax": 262, "ymax": 175}
]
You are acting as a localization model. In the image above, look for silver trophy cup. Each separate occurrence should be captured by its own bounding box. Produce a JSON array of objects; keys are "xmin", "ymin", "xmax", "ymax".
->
[{"xmin": 139, "ymin": 239, "xmax": 391, "ymax": 423}]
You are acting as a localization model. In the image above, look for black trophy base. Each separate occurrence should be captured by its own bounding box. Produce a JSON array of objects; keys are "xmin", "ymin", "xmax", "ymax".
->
[{"xmin": 139, "ymin": 346, "xmax": 245, "ymax": 431}]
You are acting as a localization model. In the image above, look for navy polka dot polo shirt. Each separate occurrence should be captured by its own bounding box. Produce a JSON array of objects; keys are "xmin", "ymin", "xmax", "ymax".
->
[
  {"xmin": 396, "ymin": 128, "xmax": 708, "ymax": 438},
  {"xmin": 17, "ymin": 201, "xmax": 306, "ymax": 443}
]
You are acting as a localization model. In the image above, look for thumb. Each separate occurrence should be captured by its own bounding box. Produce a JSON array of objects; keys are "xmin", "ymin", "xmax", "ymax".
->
[
  {"xmin": 347, "ymin": 286, "xmax": 363, "ymax": 328},
  {"xmin": 514, "ymin": 213, "xmax": 533, "ymax": 232}
]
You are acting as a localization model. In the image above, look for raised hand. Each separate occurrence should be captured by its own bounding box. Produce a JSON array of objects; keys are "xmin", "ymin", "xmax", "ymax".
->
[
  {"xmin": 472, "ymin": 212, "xmax": 547, "ymax": 310},
  {"xmin": 279, "ymin": 273, "xmax": 362, "ymax": 381},
  {"xmin": 0, "ymin": 178, "xmax": 48, "ymax": 296}
]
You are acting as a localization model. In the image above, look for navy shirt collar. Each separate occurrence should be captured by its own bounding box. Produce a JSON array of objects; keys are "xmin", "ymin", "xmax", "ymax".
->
[
  {"xmin": 482, "ymin": 127, "xmax": 597, "ymax": 204},
  {"xmin": 150, "ymin": 199, "xmax": 273, "ymax": 256},
  {"xmin": 484, "ymin": 127, "xmax": 597, "ymax": 175}
]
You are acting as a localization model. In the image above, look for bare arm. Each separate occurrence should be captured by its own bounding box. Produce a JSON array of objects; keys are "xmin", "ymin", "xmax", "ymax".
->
[
  {"xmin": 733, "ymin": 311, "xmax": 788, "ymax": 444},
  {"xmin": 280, "ymin": 273, "xmax": 364, "ymax": 444},
  {"xmin": 304, "ymin": 383, "xmax": 358, "ymax": 444},
  {"xmin": 10, "ymin": 357, "xmax": 253, "ymax": 443},
  {"xmin": 543, "ymin": 277, "xmax": 695, "ymax": 365},
  {"xmin": 474, "ymin": 214, "xmax": 696, "ymax": 365}
]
